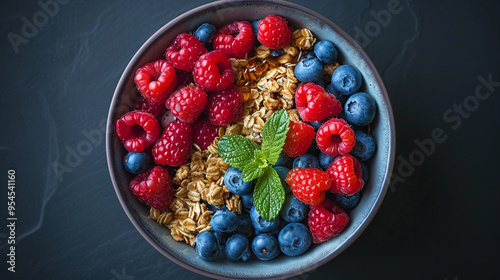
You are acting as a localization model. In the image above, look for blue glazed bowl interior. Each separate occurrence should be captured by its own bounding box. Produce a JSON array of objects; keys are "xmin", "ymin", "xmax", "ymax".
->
[{"xmin": 106, "ymin": 1, "xmax": 395, "ymax": 279}]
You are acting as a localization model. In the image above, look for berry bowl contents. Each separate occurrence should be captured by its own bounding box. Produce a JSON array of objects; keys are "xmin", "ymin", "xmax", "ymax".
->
[{"xmin": 106, "ymin": 1, "xmax": 395, "ymax": 279}]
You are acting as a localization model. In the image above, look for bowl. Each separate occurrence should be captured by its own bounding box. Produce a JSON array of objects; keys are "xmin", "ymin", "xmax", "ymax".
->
[{"xmin": 106, "ymin": 0, "xmax": 396, "ymax": 279}]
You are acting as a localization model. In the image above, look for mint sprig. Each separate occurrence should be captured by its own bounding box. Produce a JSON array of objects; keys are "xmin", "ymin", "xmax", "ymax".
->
[{"xmin": 218, "ymin": 109, "xmax": 290, "ymax": 220}]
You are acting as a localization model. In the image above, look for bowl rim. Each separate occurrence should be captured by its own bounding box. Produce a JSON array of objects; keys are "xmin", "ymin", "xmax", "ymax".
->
[{"xmin": 106, "ymin": 0, "xmax": 396, "ymax": 278}]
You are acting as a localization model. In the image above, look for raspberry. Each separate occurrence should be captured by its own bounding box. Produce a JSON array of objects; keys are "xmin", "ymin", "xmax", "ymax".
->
[
  {"xmin": 116, "ymin": 111, "xmax": 161, "ymax": 152},
  {"xmin": 134, "ymin": 60, "xmax": 177, "ymax": 103},
  {"xmin": 207, "ymin": 85, "xmax": 243, "ymax": 126},
  {"xmin": 282, "ymin": 121, "xmax": 315, "ymax": 158},
  {"xmin": 257, "ymin": 15, "xmax": 293, "ymax": 49},
  {"xmin": 191, "ymin": 118, "xmax": 219, "ymax": 150},
  {"xmin": 213, "ymin": 20, "xmax": 255, "ymax": 59},
  {"xmin": 134, "ymin": 96, "xmax": 166, "ymax": 120},
  {"xmin": 152, "ymin": 120, "xmax": 192, "ymax": 166},
  {"xmin": 165, "ymin": 33, "xmax": 207, "ymax": 72},
  {"xmin": 285, "ymin": 168, "xmax": 331, "ymax": 206},
  {"xmin": 165, "ymin": 86, "xmax": 207, "ymax": 123},
  {"xmin": 316, "ymin": 118, "xmax": 355, "ymax": 157},
  {"xmin": 129, "ymin": 166, "xmax": 173, "ymax": 209},
  {"xmin": 326, "ymin": 154, "xmax": 364, "ymax": 195},
  {"xmin": 308, "ymin": 197, "xmax": 350, "ymax": 244},
  {"xmin": 193, "ymin": 50, "xmax": 234, "ymax": 92},
  {"xmin": 295, "ymin": 82, "xmax": 342, "ymax": 121}
]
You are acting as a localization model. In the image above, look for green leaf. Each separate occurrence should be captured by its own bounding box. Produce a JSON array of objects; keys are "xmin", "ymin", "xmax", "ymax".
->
[
  {"xmin": 261, "ymin": 109, "xmax": 290, "ymax": 165},
  {"xmin": 218, "ymin": 135, "xmax": 256, "ymax": 170},
  {"xmin": 253, "ymin": 149, "xmax": 269, "ymax": 168},
  {"xmin": 242, "ymin": 160, "xmax": 265, "ymax": 182},
  {"xmin": 253, "ymin": 166, "xmax": 286, "ymax": 221},
  {"xmin": 250, "ymin": 141, "xmax": 261, "ymax": 150}
]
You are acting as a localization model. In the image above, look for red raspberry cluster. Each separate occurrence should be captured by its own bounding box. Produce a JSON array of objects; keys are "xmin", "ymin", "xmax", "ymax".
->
[
  {"xmin": 282, "ymin": 84, "xmax": 365, "ymax": 243},
  {"xmin": 282, "ymin": 84, "xmax": 364, "ymax": 245},
  {"xmin": 116, "ymin": 21, "xmax": 266, "ymax": 208},
  {"xmin": 274, "ymin": 30, "xmax": 375, "ymax": 244}
]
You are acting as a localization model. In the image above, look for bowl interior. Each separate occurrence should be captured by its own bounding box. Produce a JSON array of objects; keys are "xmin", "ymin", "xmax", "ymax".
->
[{"xmin": 106, "ymin": 1, "xmax": 395, "ymax": 279}]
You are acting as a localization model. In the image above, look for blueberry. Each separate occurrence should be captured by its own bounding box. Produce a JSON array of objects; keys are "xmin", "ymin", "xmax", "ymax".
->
[
  {"xmin": 236, "ymin": 212, "xmax": 253, "ymax": 236},
  {"xmin": 307, "ymin": 139, "xmax": 320, "ymax": 156},
  {"xmin": 319, "ymin": 152, "xmax": 337, "ymax": 170},
  {"xmin": 251, "ymin": 233, "xmax": 280, "ymax": 260},
  {"xmin": 279, "ymin": 193, "xmax": 309, "ymax": 223},
  {"xmin": 241, "ymin": 193, "xmax": 254, "ymax": 209},
  {"xmin": 273, "ymin": 166, "xmax": 291, "ymax": 194},
  {"xmin": 275, "ymin": 151, "xmax": 291, "ymax": 167},
  {"xmin": 315, "ymin": 78, "xmax": 326, "ymax": 88},
  {"xmin": 207, "ymin": 203, "xmax": 228, "ymax": 213},
  {"xmin": 344, "ymin": 92, "xmax": 377, "ymax": 126},
  {"xmin": 160, "ymin": 109, "xmax": 177, "ymax": 129},
  {"xmin": 214, "ymin": 231, "xmax": 230, "ymax": 249},
  {"xmin": 304, "ymin": 51, "xmax": 317, "ymax": 60},
  {"xmin": 224, "ymin": 167, "xmax": 254, "ymax": 195},
  {"xmin": 309, "ymin": 121, "xmax": 323, "ymax": 130},
  {"xmin": 123, "ymin": 152, "xmax": 150, "ymax": 174},
  {"xmin": 194, "ymin": 231, "xmax": 220, "ymax": 261},
  {"xmin": 270, "ymin": 49, "xmax": 285, "ymax": 57},
  {"xmin": 351, "ymin": 131, "xmax": 376, "ymax": 161},
  {"xmin": 334, "ymin": 191, "xmax": 361, "ymax": 210},
  {"xmin": 225, "ymin": 233, "xmax": 252, "ymax": 261},
  {"xmin": 326, "ymin": 82, "xmax": 336, "ymax": 94},
  {"xmin": 254, "ymin": 223, "xmax": 282, "ymax": 237},
  {"xmin": 278, "ymin": 223, "xmax": 312, "ymax": 256},
  {"xmin": 194, "ymin": 23, "xmax": 216, "ymax": 44},
  {"xmin": 350, "ymin": 124, "xmax": 369, "ymax": 133},
  {"xmin": 294, "ymin": 57, "xmax": 324, "ymax": 83},
  {"xmin": 292, "ymin": 153, "xmax": 320, "ymax": 169},
  {"xmin": 360, "ymin": 161, "xmax": 370, "ymax": 183},
  {"xmin": 250, "ymin": 206, "xmax": 280, "ymax": 233},
  {"xmin": 314, "ymin": 40, "xmax": 338, "ymax": 64},
  {"xmin": 252, "ymin": 20, "xmax": 260, "ymax": 37},
  {"xmin": 331, "ymin": 65, "xmax": 362, "ymax": 95},
  {"xmin": 211, "ymin": 210, "xmax": 240, "ymax": 233},
  {"xmin": 207, "ymin": 203, "xmax": 218, "ymax": 213},
  {"xmin": 326, "ymin": 83, "xmax": 349, "ymax": 106}
]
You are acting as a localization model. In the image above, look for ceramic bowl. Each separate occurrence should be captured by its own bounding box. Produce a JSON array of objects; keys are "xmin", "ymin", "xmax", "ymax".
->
[{"xmin": 106, "ymin": 0, "xmax": 395, "ymax": 279}]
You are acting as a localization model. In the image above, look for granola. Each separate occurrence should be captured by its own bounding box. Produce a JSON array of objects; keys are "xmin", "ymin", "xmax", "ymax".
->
[{"xmin": 229, "ymin": 43, "xmax": 303, "ymax": 144}]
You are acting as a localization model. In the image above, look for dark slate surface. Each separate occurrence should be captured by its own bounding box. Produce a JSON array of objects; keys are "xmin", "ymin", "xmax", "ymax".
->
[{"xmin": 1, "ymin": 0, "xmax": 499, "ymax": 279}]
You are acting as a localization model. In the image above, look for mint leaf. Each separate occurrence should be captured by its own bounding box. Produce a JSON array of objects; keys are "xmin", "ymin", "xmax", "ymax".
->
[
  {"xmin": 242, "ymin": 160, "xmax": 265, "ymax": 182},
  {"xmin": 261, "ymin": 109, "xmax": 290, "ymax": 165},
  {"xmin": 254, "ymin": 149, "xmax": 269, "ymax": 168},
  {"xmin": 250, "ymin": 141, "xmax": 261, "ymax": 150},
  {"xmin": 253, "ymin": 166, "xmax": 285, "ymax": 221},
  {"xmin": 242, "ymin": 150, "xmax": 269, "ymax": 182},
  {"xmin": 218, "ymin": 135, "xmax": 255, "ymax": 170}
]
